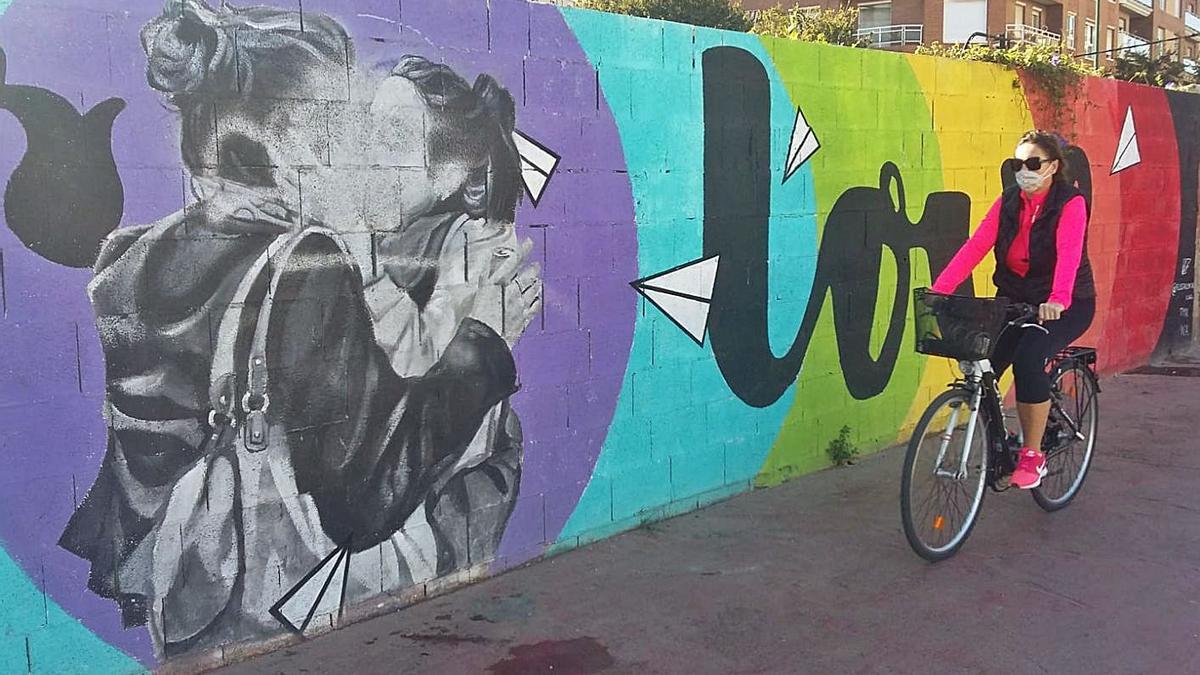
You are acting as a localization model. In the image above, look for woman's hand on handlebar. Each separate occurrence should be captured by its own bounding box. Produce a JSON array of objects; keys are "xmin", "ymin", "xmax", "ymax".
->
[
  {"xmin": 1009, "ymin": 303, "xmax": 1038, "ymax": 323},
  {"xmin": 1039, "ymin": 302, "xmax": 1065, "ymax": 323}
]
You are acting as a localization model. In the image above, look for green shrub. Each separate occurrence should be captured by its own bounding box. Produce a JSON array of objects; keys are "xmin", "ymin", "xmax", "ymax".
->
[
  {"xmin": 1110, "ymin": 49, "xmax": 1196, "ymax": 88},
  {"xmin": 750, "ymin": 5, "xmax": 866, "ymax": 47},
  {"xmin": 826, "ymin": 426, "xmax": 860, "ymax": 467}
]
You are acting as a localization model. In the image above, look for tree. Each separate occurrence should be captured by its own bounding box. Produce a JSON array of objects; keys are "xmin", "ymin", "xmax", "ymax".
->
[
  {"xmin": 1110, "ymin": 49, "xmax": 1195, "ymax": 88},
  {"xmin": 750, "ymin": 5, "xmax": 867, "ymax": 47},
  {"xmin": 574, "ymin": 0, "xmax": 752, "ymax": 32}
]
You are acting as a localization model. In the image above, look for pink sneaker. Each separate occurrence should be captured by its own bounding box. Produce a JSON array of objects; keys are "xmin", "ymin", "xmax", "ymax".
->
[{"xmin": 1011, "ymin": 448, "xmax": 1047, "ymax": 489}]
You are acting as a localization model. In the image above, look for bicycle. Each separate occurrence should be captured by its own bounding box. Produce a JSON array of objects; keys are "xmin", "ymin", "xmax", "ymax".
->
[{"xmin": 900, "ymin": 289, "xmax": 1101, "ymax": 562}]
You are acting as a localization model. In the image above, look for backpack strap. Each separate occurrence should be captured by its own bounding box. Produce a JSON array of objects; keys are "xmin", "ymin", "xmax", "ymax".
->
[
  {"xmin": 207, "ymin": 244, "xmax": 276, "ymax": 432},
  {"xmin": 209, "ymin": 227, "xmax": 359, "ymax": 452}
]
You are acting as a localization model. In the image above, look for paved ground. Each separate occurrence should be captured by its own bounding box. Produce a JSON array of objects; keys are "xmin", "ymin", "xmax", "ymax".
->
[{"xmin": 219, "ymin": 374, "xmax": 1200, "ymax": 675}]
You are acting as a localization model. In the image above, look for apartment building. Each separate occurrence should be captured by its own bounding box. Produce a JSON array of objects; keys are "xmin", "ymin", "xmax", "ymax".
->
[{"xmin": 742, "ymin": 0, "xmax": 1200, "ymax": 65}]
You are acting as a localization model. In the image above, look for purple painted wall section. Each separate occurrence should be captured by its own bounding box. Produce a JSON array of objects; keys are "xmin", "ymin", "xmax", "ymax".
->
[
  {"xmin": 0, "ymin": 0, "xmax": 634, "ymax": 667},
  {"xmin": 298, "ymin": 0, "xmax": 639, "ymax": 577},
  {"xmin": 0, "ymin": 0, "xmax": 170, "ymax": 663}
]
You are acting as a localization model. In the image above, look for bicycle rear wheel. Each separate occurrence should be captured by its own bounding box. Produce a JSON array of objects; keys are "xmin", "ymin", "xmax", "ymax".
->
[
  {"xmin": 1033, "ymin": 362, "xmax": 1099, "ymax": 511},
  {"xmin": 901, "ymin": 388, "xmax": 990, "ymax": 562}
]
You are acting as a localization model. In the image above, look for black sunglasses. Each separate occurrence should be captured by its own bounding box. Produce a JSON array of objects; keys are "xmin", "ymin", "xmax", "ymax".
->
[{"xmin": 1008, "ymin": 157, "xmax": 1052, "ymax": 172}]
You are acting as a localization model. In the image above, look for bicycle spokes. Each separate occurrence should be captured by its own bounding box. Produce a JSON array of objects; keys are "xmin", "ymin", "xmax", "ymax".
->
[
  {"xmin": 1033, "ymin": 364, "xmax": 1099, "ymax": 510},
  {"xmin": 902, "ymin": 390, "xmax": 990, "ymax": 561}
]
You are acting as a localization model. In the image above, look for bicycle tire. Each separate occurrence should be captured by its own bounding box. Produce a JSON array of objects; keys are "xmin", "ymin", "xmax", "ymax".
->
[
  {"xmin": 1033, "ymin": 361, "xmax": 1099, "ymax": 512},
  {"xmin": 901, "ymin": 388, "xmax": 990, "ymax": 562}
]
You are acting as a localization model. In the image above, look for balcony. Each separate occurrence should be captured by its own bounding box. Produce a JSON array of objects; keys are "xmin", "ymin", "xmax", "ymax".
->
[
  {"xmin": 855, "ymin": 24, "xmax": 924, "ymax": 48},
  {"xmin": 1187, "ymin": 11, "xmax": 1200, "ymax": 33},
  {"xmin": 1006, "ymin": 24, "xmax": 1062, "ymax": 46},
  {"xmin": 1120, "ymin": 31, "xmax": 1151, "ymax": 56},
  {"xmin": 1119, "ymin": 0, "xmax": 1154, "ymax": 17}
]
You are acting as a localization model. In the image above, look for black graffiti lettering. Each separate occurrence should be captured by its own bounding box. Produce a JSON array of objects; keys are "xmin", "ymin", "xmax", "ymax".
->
[
  {"xmin": 0, "ymin": 47, "xmax": 126, "ymax": 268},
  {"xmin": 1158, "ymin": 92, "xmax": 1200, "ymax": 357},
  {"xmin": 813, "ymin": 164, "xmax": 971, "ymax": 399},
  {"xmin": 702, "ymin": 46, "xmax": 973, "ymax": 408},
  {"xmin": 702, "ymin": 47, "xmax": 783, "ymax": 408},
  {"xmin": 1064, "ymin": 144, "xmax": 1094, "ymax": 217}
]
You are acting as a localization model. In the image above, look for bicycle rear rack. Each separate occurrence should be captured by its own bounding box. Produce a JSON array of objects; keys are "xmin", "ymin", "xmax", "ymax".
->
[{"xmin": 1056, "ymin": 345, "xmax": 1098, "ymax": 366}]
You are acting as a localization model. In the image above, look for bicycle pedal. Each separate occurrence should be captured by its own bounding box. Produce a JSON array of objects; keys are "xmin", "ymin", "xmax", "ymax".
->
[{"xmin": 994, "ymin": 474, "xmax": 1013, "ymax": 490}]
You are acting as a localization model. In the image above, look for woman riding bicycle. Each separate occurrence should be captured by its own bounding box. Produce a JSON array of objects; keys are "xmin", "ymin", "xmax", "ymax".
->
[{"xmin": 930, "ymin": 130, "xmax": 1096, "ymax": 490}]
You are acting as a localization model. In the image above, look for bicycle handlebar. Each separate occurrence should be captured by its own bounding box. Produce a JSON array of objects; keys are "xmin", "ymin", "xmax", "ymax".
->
[
  {"xmin": 1009, "ymin": 303, "xmax": 1039, "ymax": 322},
  {"xmin": 1007, "ymin": 303, "xmax": 1049, "ymax": 334}
]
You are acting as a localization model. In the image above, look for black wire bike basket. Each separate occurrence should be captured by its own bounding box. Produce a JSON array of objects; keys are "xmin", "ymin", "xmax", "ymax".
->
[{"xmin": 913, "ymin": 289, "xmax": 1010, "ymax": 361}]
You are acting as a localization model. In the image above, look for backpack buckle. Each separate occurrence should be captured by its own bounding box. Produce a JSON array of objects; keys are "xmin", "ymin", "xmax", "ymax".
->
[{"xmin": 242, "ymin": 391, "xmax": 271, "ymax": 453}]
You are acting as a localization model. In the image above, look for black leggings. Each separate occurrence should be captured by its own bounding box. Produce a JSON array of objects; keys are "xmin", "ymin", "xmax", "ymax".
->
[{"xmin": 991, "ymin": 297, "xmax": 1096, "ymax": 404}]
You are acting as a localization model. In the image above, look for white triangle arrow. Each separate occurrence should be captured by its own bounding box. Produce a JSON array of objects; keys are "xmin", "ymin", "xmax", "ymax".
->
[
  {"xmin": 631, "ymin": 256, "xmax": 720, "ymax": 346},
  {"xmin": 270, "ymin": 547, "xmax": 350, "ymax": 634},
  {"xmin": 634, "ymin": 255, "xmax": 719, "ymax": 301},
  {"xmin": 784, "ymin": 106, "xmax": 820, "ymax": 184},
  {"xmin": 513, "ymin": 130, "xmax": 560, "ymax": 206},
  {"xmin": 1111, "ymin": 106, "xmax": 1141, "ymax": 175},
  {"xmin": 640, "ymin": 289, "xmax": 712, "ymax": 344}
]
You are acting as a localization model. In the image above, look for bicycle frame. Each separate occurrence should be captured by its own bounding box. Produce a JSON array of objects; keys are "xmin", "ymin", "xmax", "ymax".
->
[
  {"xmin": 944, "ymin": 359, "xmax": 1016, "ymax": 489},
  {"xmin": 944, "ymin": 350, "xmax": 1097, "ymax": 490}
]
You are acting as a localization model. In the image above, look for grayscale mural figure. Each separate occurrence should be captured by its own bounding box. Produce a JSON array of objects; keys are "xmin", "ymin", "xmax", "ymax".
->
[{"xmin": 53, "ymin": 0, "xmax": 541, "ymax": 657}]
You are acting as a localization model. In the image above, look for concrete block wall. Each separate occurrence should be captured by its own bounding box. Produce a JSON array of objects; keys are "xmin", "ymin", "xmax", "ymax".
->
[{"xmin": 0, "ymin": 0, "xmax": 1194, "ymax": 671}]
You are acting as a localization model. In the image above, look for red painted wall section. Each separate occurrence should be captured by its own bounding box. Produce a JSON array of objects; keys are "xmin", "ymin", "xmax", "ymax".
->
[
  {"xmin": 1107, "ymin": 83, "xmax": 1180, "ymax": 373},
  {"xmin": 1023, "ymin": 75, "xmax": 1181, "ymax": 374}
]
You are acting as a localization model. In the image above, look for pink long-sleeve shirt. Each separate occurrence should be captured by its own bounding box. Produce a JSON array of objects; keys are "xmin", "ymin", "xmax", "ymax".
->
[{"xmin": 931, "ymin": 190, "xmax": 1088, "ymax": 309}]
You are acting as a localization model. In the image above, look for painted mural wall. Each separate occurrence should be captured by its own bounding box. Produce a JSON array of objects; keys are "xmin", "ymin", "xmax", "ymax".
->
[{"xmin": 0, "ymin": 0, "xmax": 1194, "ymax": 670}]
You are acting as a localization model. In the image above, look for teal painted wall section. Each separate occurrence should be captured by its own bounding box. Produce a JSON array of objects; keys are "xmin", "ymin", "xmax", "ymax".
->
[
  {"xmin": 0, "ymin": 550, "xmax": 142, "ymax": 674},
  {"xmin": 555, "ymin": 8, "xmax": 819, "ymax": 544}
]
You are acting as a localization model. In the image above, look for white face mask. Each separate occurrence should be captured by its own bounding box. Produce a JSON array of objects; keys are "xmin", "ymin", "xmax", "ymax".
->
[{"xmin": 1015, "ymin": 167, "xmax": 1050, "ymax": 194}]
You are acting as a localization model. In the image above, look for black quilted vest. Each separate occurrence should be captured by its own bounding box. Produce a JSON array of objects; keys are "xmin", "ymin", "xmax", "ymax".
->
[{"xmin": 993, "ymin": 182, "xmax": 1096, "ymax": 305}]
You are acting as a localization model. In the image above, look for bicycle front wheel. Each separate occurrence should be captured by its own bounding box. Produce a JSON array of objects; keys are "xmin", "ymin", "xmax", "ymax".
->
[
  {"xmin": 1033, "ymin": 362, "xmax": 1099, "ymax": 511},
  {"xmin": 901, "ymin": 388, "xmax": 990, "ymax": 562}
]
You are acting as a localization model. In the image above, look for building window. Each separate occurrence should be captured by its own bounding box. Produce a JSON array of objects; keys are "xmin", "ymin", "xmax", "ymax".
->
[
  {"xmin": 1157, "ymin": 27, "xmax": 1167, "ymax": 57},
  {"xmin": 1119, "ymin": 17, "xmax": 1129, "ymax": 32},
  {"xmin": 1106, "ymin": 27, "xmax": 1117, "ymax": 59},
  {"xmin": 858, "ymin": 1, "xmax": 892, "ymax": 30},
  {"xmin": 1015, "ymin": 2, "xmax": 1027, "ymax": 25},
  {"xmin": 1031, "ymin": 6, "xmax": 1044, "ymax": 28},
  {"xmin": 1085, "ymin": 21, "xmax": 1097, "ymax": 61},
  {"xmin": 1068, "ymin": 13, "xmax": 1078, "ymax": 50},
  {"xmin": 1171, "ymin": 0, "xmax": 1181, "ymax": 16}
]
